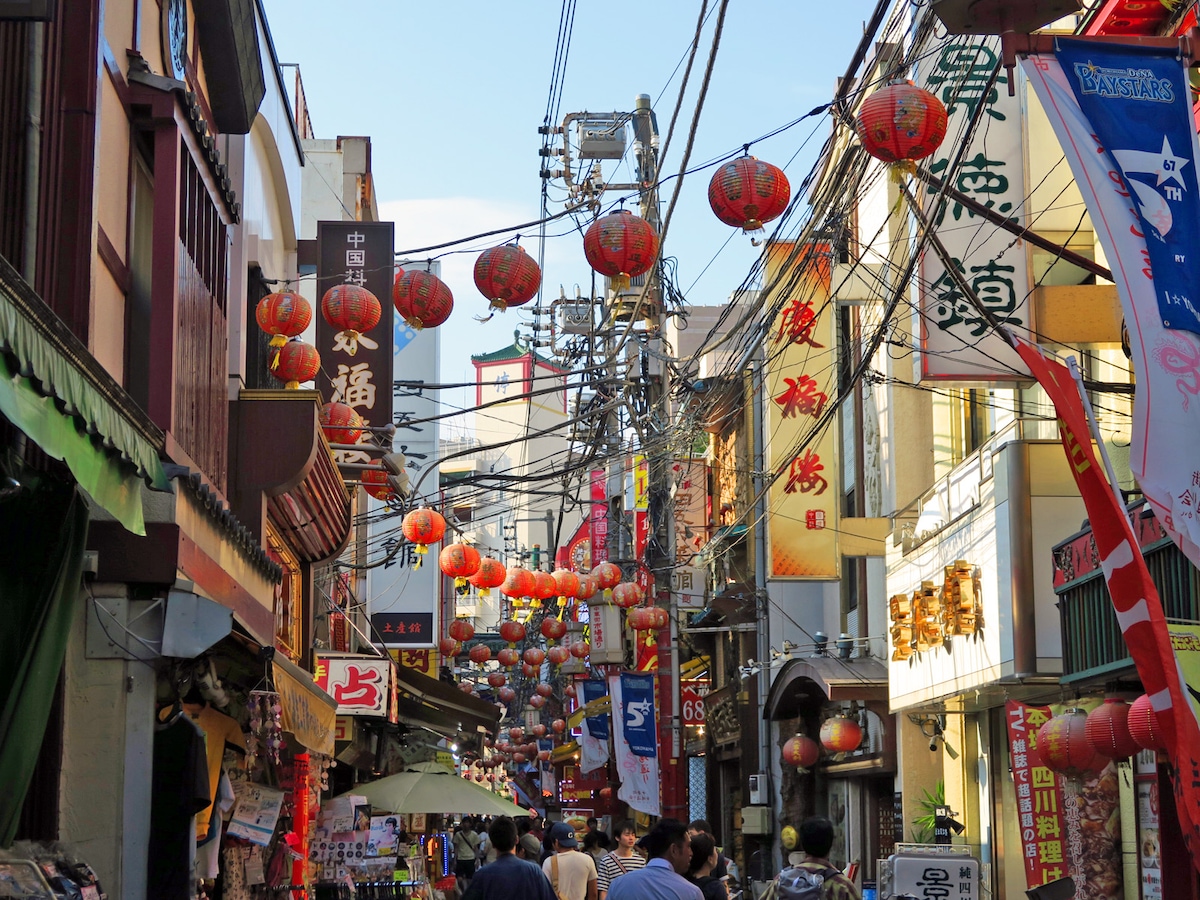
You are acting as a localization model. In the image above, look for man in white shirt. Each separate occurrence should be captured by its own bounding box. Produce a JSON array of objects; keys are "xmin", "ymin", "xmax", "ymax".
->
[{"xmin": 542, "ymin": 822, "xmax": 598, "ymax": 900}]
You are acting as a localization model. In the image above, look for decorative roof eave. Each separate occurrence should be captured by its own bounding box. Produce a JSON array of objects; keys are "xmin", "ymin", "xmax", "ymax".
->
[{"xmin": 470, "ymin": 332, "xmax": 568, "ymax": 372}]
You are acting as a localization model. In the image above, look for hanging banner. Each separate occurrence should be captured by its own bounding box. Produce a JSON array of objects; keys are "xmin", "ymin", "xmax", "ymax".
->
[
  {"xmin": 272, "ymin": 660, "xmax": 337, "ymax": 755},
  {"xmin": 619, "ymin": 673, "xmax": 657, "ymax": 757},
  {"xmin": 582, "ymin": 680, "xmax": 609, "ymax": 740},
  {"xmin": 579, "ymin": 680, "xmax": 610, "ymax": 775},
  {"xmin": 314, "ymin": 654, "xmax": 392, "ymax": 717},
  {"xmin": 917, "ymin": 36, "xmax": 1032, "ymax": 380},
  {"xmin": 609, "ymin": 674, "xmax": 660, "ymax": 816}
]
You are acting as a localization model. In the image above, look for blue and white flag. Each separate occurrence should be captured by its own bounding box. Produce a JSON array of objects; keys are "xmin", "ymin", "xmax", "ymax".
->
[
  {"xmin": 609, "ymin": 673, "xmax": 660, "ymax": 816},
  {"xmin": 619, "ymin": 673, "xmax": 656, "ymax": 757},
  {"xmin": 579, "ymin": 680, "xmax": 610, "ymax": 775},
  {"xmin": 1056, "ymin": 38, "xmax": 1200, "ymax": 334},
  {"xmin": 581, "ymin": 680, "xmax": 609, "ymax": 740}
]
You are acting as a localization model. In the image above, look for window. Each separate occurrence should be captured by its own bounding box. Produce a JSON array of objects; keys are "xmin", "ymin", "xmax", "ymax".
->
[{"xmin": 267, "ymin": 524, "xmax": 303, "ymax": 662}]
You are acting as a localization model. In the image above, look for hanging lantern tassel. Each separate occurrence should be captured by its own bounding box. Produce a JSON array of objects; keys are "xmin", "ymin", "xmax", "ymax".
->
[{"xmin": 336, "ymin": 329, "xmax": 362, "ymax": 355}]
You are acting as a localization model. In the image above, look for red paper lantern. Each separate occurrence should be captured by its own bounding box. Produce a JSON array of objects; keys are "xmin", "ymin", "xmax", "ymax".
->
[
  {"xmin": 564, "ymin": 682, "xmax": 578, "ymax": 698},
  {"xmin": 320, "ymin": 401, "xmax": 364, "ymax": 445},
  {"xmin": 509, "ymin": 726, "xmax": 524, "ymax": 741},
  {"xmin": 269, "ymin": 340, "xmax": 320, "ymax": 389},
  {"xmin": 541, "ymin": 618, "xmax": 567, "ymax": 641},
  {"xmin": 469, "ymin": 557, "xmax": 507, "ymax": 598},
  {"xmin": 532, "ymin": 724, "xmax": 548, "ymax": 738},
  {"xmin": 521, "ymin": 662, "xmax": 536, "ymax": 678},
  {"xmin": 487, "ymin": 672, "xmax": 507, "ymax": 688},
  {"xmin": 513, "ymin": 752, "xmax": 527, "ymax": 763},
  {"xmin": 439, "ymin": 543, "xmax": 482, "ymax": 588},
  {"xmin": 532, "ymin": 572, "xmax": 558, "ymax": 602},
  {"xmin": 782, "ymin": 734, "xmax": 820, "ymax": 769},
  {"xmin": 360, "ymin": 463, "xmax": 394, "ymax": 501},
  {"xmin": 460, "ymin": 681, "xmax": 476, "ymax": 693},
  {"xmin": 583, "ymin": 210, "xmax": 659, "ymax": 287},
  {"xmin": 501, "ymin": 567, "xmax": 537, "ymax": 600},
  {"xmin": 469, "ymin": 644, "xmax": 492, "ymax": 665},
  {"xmin": 551, "ymin": 718, "xmax": 567, "ymax": 734},
  {"xmin": 537, "ymin": 749, "xmax": 551, "ymax": 762},
  {"xmin": 1128, "ymin": 694, "xmax": 1168, "ymax": 751},
  {"xmin": 499, "ymin": 621, "xmax": 527, "ymax": 645},
  {"xmin": 1085, "ymin": 698, "xmax": 1140, "ymax": 760},
  {"xmin": 570, "ymin": 641, "xmax": 590, "ymax": 659},
  {"xmin": 576, "ymin": 576, "xmax": 598, "ymax": 602},
  {"xmin": 448, "ymin": 619, "xmax": 475, "ymax": 643},
  {"xmin": 529, "ymin": 695, "xmax": 546, "ymax": 710},
  {"xmin": 1037, "ymin": 708, "xmax": 1107, "ymax": 778},
  {"xmin": 393, "ymin": 270, "xmax": 453, "ymax": 330},
  {"xmin": 591, "ymin": 562, "xmax": 623, "ymax": 591},
  {"xmin": 473, "ymin": 244, "xmax": 541, "ymax": 311},
  {"xmin": 497, "ymin": 647, "xmax": 521, "ymax": 667},
  {"xmin": 855, "ymin": 80, "xmax": 948, "ymax": 165},
  {"xmin": 547, "ymin": 645, "xmax": 570, "ymax": 665},
  {"xmin": 401, "ymin": 508, "xmax": 446, "ymax": 549},
  {"xmin": 649, "ymin": 607, "xmax": 669, "ymax": 629},
  {"xmin": 256, "ymin": 291, "xmax": 312, "ymax": 347},
  {"xmin": 524, "ymin": 647, "xmax": 546, "ymax": 667},
  {"xmin": 552, "ymin": 569, "xmax": 580, "ymax": 601},
  {"xmin": 628, "ymin": 606, "xmax": 657, "ymax": 631},
  {"xmin": 320, "ymin": 283, "xmax": 382, "ymax": 355},
  {"xmin": 708, "ymin": 156, "xmax": 791, "ymax": 233},
  {"xmin": 535, "ymin": 682, "xmax": 554, "ymax": 697},
  {"xmin": 612, "ymin": 582, "xmax": 644, "ymax": 609},
  {"xmin": 819, "ymin": 716, "xmax": 864, "ymax": 753},
  {"xmin": 498, "ymin": 686, "xmax": 516, "ymax": 703},
  {"xmin": 438, "ymin": 637, "xmax": 462, "ymax": 657},
  {"xmin": 599, "ymin": 786, "xmax": 613, "ymax": 800}
]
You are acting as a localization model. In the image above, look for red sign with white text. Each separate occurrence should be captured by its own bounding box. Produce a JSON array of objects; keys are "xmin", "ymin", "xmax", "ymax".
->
[{"xmin": 314, "ymin": 654, "xmax": 391, "ymax": 717}]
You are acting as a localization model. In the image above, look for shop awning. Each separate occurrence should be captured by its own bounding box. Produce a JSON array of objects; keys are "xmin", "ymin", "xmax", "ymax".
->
[
  {"xmin": 0, "ymin": 256, "xmax": 168, "ymax": 534},
  {"xmin": 763, "ymin": 656, "xmax": 888, "ymax": 720},
  {"xmin": 272, "ymin": 655, "xmax": 337, "ymax": 755},
  {"xmin": 393, "ymin": 665, "xmax": 501, "ymax": 736}
]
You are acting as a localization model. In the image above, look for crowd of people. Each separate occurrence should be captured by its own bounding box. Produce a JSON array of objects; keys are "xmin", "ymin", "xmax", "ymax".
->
[{"xmin": 449, "ymin": 815, "xmax": 857, "ymax": 900}]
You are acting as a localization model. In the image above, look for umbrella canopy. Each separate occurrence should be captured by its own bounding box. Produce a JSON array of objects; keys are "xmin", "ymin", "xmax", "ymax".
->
[{"xmin": 339, "ymin": 761, "xmax": 531, "ymax": 817}]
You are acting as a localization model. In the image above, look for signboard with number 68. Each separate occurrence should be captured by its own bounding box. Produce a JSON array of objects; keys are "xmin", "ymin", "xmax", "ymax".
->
[{"xmin": 681, "ymin": 681, "xmax": 709, "ymax": 726}]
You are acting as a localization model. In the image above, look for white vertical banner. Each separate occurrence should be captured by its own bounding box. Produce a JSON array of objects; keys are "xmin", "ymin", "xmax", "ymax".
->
[{"xmin": 608, "ymin": 674, "xmax": 660, "ymax": 816}]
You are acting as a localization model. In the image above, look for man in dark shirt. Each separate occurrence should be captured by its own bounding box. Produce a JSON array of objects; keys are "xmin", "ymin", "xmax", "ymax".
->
[{"xmin": 463, "ymin": 816, "xmax": 557, "ymax": 900}]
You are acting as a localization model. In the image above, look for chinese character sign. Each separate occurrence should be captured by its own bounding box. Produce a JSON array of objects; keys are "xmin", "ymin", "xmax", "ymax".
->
[
  {"xmin": 314, "ymin": 654, "xmax": 392, "ymax": 717},
  {"xmin": 918, "ymin": 37, "xmax": 1032, "ymax": 380},
  {"xmin": 1007, "ymin": 700, "xmax": 1070, "ymax": 889},
  {"xmin": 889, "ymin": 854, "xmax": 980, "ymax": 900},
  {"xmin": 764, "ymin": 242, "xmax": 839, "ymax": 578},
  {"xmin": 371, "ymin": 612, "xmax": 434, "ymax": 647}
]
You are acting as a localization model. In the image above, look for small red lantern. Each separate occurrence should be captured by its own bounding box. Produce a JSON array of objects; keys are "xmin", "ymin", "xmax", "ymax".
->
[
  {"xmin": 628, "ymin": 607, "xmax": 657, "ymax": 631},
  {"xmin": 522, "ymin": 662, "xmax": 536, "ymax": 678},
  {"xmin": 513, "ymin": 752, "xmax": 527, "ymax": 763},
  {"xmin": 782, "ymin": 734, "xmax": 820, "ymax": 770},
  {"xmin": 498, "ymin": 686, "xmax": 516, "ymax": 703},
  {"xmin": 497, "ymin": 647, "xmax": 521, "ymax": 667},
  {"xmin": 708, "ymin": 156, "xmax": 791, "ymax": 234},
  {"xmin": 487, "ymin": 672, "xmax": 507, "ymax": 688},
  {"xmin": 570, "ymin": 641, "xmax": 590, "ymax": 659},
  {"xmin": 529, "ymin": 695, "xmax": 546, "ymax": 710},
  {"xmin": 360, "ymin": 463, "xmax": 394, "ymax": 501},
  {"xmin": 552, "ymin": 569, "xmax": 580, "ymax": 602},
  {"xmin": 532, "ymin": 724, "xmax": 548, "ymax": 738},
  {"xmin": 256, "ymin": 291, "xmax": 312, "ymax": 348},
  {"xmin": 1085, "ymin": 698, "xmax": 1139, "ymax": 760},
  {"xmin": 576, "ymin": 575, "xmax": 598, "ymax": 602},
  {"xmin": 269, "ymin": 340, "xmax": 320, "ymax": 389},
  {"xmin": 460, "ymin": 682, "xmax": 477, "ymax": 694},
  {"xmin": 469, "ymin": 644, "xmax": 492, "ymax": 665},
  {"xmin": 592, "ymin": 562, "xmax": 623, "ymax": 591},
  {"xmin": 612, "ymin": 583, "xmax": 644, "ymax": 609},
  {"xmin": 438, "ymin": 637, "xmax": 462, "ymax": 657},
  {"xmin": 599, "ymin": 786, "xmax": 613, "ymax": 800},
  {"xmin": 401, "ymin": 508, "xmax": 446, "ymax": 566},
  {"xmin": 501, "ymin": 567, "xmax": 537, "ymax": 600},
  {"xmin": 320, "ymin": 401, "xmax": 364, "ymax": 445},
  {"xmin": 855, "ymin": 80, "xmax": 948, "ymax": 166},
  {"xmin": 551, "ymin": 718, "xmax": 567, "ymax": 734},
  {"xmin": 1128, "ymin": 694, "xmax": 1168, "ymax": 751},
  {"xmin": 532, "ymin": 572, "xmax": 558, "ymax": 603},
  {"xmin": 473, "ymin": 244, "xmax": 541, "ymax": 311},
  {"xmin": 469, "ymin": 557, "xmax": 507, "ymax": 598},
  {"xmin": 524, "ymin": 647, "xmax": 547, "ymax": 667},
  {"xmin": 564, "ymin": 682, "xmax": 578, "ymax": 698},
  {"xmin": 509, "ymin": 726, "xmax": 524, "ymax": 741},
  {"xmin": 1037, "ymin": 708, "xmax": 1107, "ymax": 778},
  {"xmin": 819, "ymin": 716, "xmax": 864, "ymax": 753},
  {"xmin": 499, "ymin": 621, "xmax": 527, "ymax": 645},
  {"xmin": 448, "ymin": 619, "xmax": 475, "ymax": 643},
  {"xmin": 537, "ymin": 749, "xmax": 551, "ymax": 762},
  {"xmin": 547, "ymin": 646, "xmax": 570, "ymax": 665},
  {"xmin": 393, "ymin": 270, "xmax": 453, "ymax": 330},
  {"xmin": 649, "ymin": 607, "xmax": 669, "ymax": 629},
  {"xmin": 541, "ymin": 618, "xmax": 567, "ymax": 641},
  {"xmin": 535, "ymin": 682, "xmax": 554, "ymax": 697},
  {"xmin": 439, "ymin": 543, "xmax": 482, "ymax": 589},
  {"xmin": 320, "ymin": 283, "xmax": 382, "ymax": 355},
  {"xmin": 583, "ymin": 210, "xmax": 659, "ymax": 288}
]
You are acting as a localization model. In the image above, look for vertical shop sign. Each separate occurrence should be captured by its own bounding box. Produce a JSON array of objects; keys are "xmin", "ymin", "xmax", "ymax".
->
[
  {"xmin": 670, "ymin": 456, "xmax": 709, "ymax": 566},
  {"xmin": 1007, "ymin": 700, "xmax": 1068, "ymax": 888},
  {"xmin": 590, "ymin": 469, "xmax": 608, "ymax": 564},
  {"xmin": 917, "ymin": 37, "xmax": 1032, "ymax": 379},
  {"xmin": 1135, "ymin": 750, "xmax": 1162, "ymax": 900}
]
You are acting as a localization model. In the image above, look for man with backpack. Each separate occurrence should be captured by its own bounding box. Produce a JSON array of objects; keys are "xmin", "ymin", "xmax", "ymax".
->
[{"xmin": 772, "ymin": 817, "xmax": 858, "ymax": 900}]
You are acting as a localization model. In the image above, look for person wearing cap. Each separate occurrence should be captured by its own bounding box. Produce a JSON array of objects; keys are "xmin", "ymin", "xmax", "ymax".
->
[
  {"xmin": 606, "ymin": 819, "xmax": 702, "ymax": 900},
  {"xmin": 518, "ymin": 832, "xmax": 545, "ymax": 862},
  {"xmin": 542, "ymin": 822, "xmax": 598, "ymax": 900},
  {"xmin": 462, "ymin": 816, "xmax": 556, "ymax": 900}
]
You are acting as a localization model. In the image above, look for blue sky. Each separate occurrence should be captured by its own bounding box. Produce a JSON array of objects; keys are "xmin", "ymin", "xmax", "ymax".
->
[{"xmin": 259, "ymin": 1, "xmax": 878, "ymax": 418}]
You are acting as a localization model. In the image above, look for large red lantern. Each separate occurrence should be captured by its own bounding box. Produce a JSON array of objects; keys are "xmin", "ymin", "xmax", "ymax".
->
[
  {"xmin": 547, "ymin": 645, "xmax": 570, "ymax": 665},
  {"xmin": 648, "ymin": 607, "xmax": 669, "ymax": 629},
  {"xmin": 501, "ymin": 567, "xmax": 537, "ymax": 600},
  {"xmin": 360, "ymin": 463, "xmax": 394, "ymax": 501},
  {"xmin": 401, "ymin": 508, "xmax": 446, "ymax": 565},
  {"xmin": 498, "ymin": 647, "xmax": 521, "ymax": 667},
  {"xmin": 438, "ymin": 637, "xmax": 462, "ymax": 657},
  {"xmin": 576, "ymin": 575, "xmax": 598, "ymax": 602},
  {"xmin": 1128, "ymin": 694, "xmax": 1168, "ymax": 751},
  {"xmin": 320, "ymin": 283, "xmax": 382, "ymax": 355},
  {"xmin": 552, "ymin": 569, "xmax": 580, "ymax": 602},
  {"xmin": 468, "ymin": 644, "xmax": 492, "ymax": 665},
  {"xmin": 524, "ymin": 647, "xmax": 547, "ymax": 667},
  {"xmin": 1085, "ymin": 698, "xmax": 1139, "ymax": 760},
  {"xmin": 256, "ymin": 291, "xmax": 312, "ymax": 348},
  {"xmin": 570, "ymin": 641, "xmax": 590, "ymax": 659},
  {"xmin": 819, "ymin": 716, "xmax": 864, "ymax": 753},
  {"xmin": 591, "ymin": 562, "xmax": 622, "ymax": 591},
  {"xmin": 532, "ymin": 572, "xmax": 558, "ymax": 604},
  {"xmin": 541, "ymin": 618, "xmax": 567, "ymax": 642},
  {"xmin": 448, "ymin": 619, "xmax": 475, "ymax": 643},
  {"xmin": 855, "ymin": 80, "xmax": 948, "ymax": 166},
  {"xmin": 473, "ymin": 244, "xmax": 541, "ymax": 311},
  {"xmin": 498, "ymin": 621, "xmax": 527, "ymax": 645},
  {"xmin": 535, "ymin": 682, "xmax": 554, "ymax": 697},
  {"xmin": 628, "ymin": 606, "xmax": 657, "ymax": 631},
  {"xmin": 320, "ymin": 401, "xmax": 364, "ymax": 445},
  {"xmin": 782, "ymin": 734, "xmax": 820, "ymax": 770},
  {"xmin": 439, "ymin": 543, "xmax": 482, "ymax": 589},
  {"xmin": 612, "ymin": 582, "xmax": 644, "ymax": 609},
  {"xmin": 708, "ymin": 156, "xmax": 791, "ymax": 234},
  {"xmin": 551, "ymin": 718, "xmax": 567, "ymax": 734},
  {"xmin": 583, "ymin": 210, "xmax": 659, "ymax": 287},
  {"xmin": 1037, "ymin": 708, "xmax": 1107, "ymax": 778},
  {"xmin": 393, "ymin": 270, "xmax": 453, "ymax": 330},
  {"xmin": 487, "ymin": 672, "xmax": 507, "ymax": 688},
  {"xmin": 269, "ymin": 340, "xmax": 320, "ymax": 389},
  {"xmin": 469, "ymin": 557, "xmax": 507, "ymax": 598},
  {"xmin": 498, "ymin": 686, "xmax": 516, "ymax": 703}
]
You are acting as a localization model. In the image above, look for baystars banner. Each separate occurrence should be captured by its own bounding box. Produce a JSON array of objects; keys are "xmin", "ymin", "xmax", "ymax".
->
[
  {"xmin": 579, "ymin": 679, "xmax": 610, "ymax": 775},
  {"xmin": 619, "ymin": 672, "xmax": 656, "ymax": 756},
  {"xmin": 609, "ymin": 673, "xmax": 660, "ymax": 816}
]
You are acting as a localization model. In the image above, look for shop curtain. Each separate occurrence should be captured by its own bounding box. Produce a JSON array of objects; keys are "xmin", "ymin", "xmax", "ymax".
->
[{"xmin": 0, "ymin": 479, "xmax": 89, "ymax": 846}]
